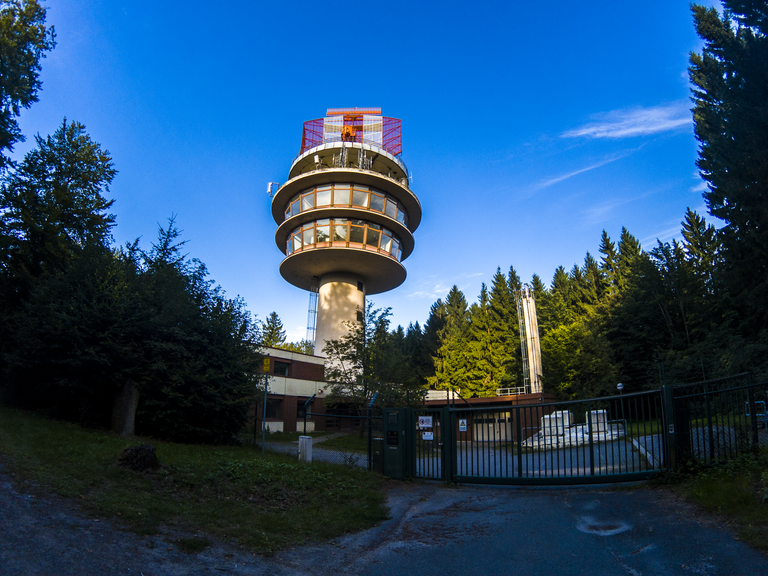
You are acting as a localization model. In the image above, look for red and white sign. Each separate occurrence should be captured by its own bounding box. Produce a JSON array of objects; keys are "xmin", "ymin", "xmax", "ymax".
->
[{"xmin": 418, "ymin": 416, "xmax": 433, "ymax": 428}]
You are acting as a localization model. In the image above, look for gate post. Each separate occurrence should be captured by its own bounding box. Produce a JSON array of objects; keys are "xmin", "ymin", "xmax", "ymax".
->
[
  {"xmin": 442, "ymin": 407, "xmax": 454, "ymax": 483},
  {"xmin": 406, "ymin": 408, "xmax": 416, "ymax": 478},
  {"xmin": 748, "ymin": 385, "xmax": 759, "ymax": 451},
  {"xmin": 662, "ymin": 385, "xmax": 677, "ymax": 470}
]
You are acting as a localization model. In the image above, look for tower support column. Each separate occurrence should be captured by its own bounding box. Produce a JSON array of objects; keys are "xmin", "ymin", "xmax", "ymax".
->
[{"xmin": 314, "ymin": 272, "xmax": 365, "ymax": 356}]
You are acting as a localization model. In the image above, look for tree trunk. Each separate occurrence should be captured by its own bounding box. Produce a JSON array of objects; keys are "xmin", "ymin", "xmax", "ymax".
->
[{"xmin": 112, "ymin": 380, "xmax": 140, "ymax": 436}]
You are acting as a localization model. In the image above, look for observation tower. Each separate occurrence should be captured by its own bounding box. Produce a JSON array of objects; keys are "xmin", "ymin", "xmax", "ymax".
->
[{"xmin": 271, "ymin": 108, "xmax": 421, "ymax": 354}]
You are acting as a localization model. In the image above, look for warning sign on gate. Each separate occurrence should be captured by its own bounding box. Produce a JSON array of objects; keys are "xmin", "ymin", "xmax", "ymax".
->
[
  {"xmin": 418, "ymin": 416, "xmax": 433, "ymax": 429},
  {"xmin": 459, "ymin": 419, "xmax": 467, "ymax": 432},
  {"xmin": 422, "ymin": 432, "xmax": 434, "ymax": 441}
]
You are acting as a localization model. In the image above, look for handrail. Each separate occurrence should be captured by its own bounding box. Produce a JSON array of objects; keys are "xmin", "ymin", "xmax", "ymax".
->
[
  {"xmin": 496, "ymin": 387, "xmax": 526, "ymax": 396},
  {"xmin": 290, "ymin": 141, "xmax": 410, "ymax": 181}
]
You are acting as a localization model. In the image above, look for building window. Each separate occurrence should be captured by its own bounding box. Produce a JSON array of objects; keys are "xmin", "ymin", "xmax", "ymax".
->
[
  {"xmin": 273, "ymin": 361, "xmax": 290, "ymax": 376},
  {"xmin": 265, "ymin": 399, "xmax": 281, "ymax": 420}
]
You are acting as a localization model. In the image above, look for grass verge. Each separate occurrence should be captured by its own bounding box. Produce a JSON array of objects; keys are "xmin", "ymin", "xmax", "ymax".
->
[
  {"xmin": 659, "ymin": 449, "xmax": 768, "ymax": 553},
  {"xmin": 0, "ymin": 406, "xmax": 388, "ymax": 555}
]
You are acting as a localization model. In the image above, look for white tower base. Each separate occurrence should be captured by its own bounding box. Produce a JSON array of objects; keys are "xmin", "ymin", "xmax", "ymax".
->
[{"xmin": 314, "ymin": 272, "xmax": 365, "ymax": 356}]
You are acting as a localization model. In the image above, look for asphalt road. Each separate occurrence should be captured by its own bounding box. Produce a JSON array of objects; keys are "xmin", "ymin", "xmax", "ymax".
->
[{"xmin": 1, "ymin": 472, "xmax": 766, "ymax": 576}]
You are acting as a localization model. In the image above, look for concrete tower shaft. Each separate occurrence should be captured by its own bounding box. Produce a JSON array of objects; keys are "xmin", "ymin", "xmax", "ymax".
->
[{"xmin": 271, "ymin": 109, "xmax": 421, "ymax": 353}]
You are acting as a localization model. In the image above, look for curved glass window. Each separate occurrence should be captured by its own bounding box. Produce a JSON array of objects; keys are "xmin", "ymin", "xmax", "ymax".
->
[
  {"xmin": 284, "ymin": 183, "xmax": 408, "ymax": 226},
  {"xmin": 286, "ymin": 218, "xmax": 403, "ymax": 261}
]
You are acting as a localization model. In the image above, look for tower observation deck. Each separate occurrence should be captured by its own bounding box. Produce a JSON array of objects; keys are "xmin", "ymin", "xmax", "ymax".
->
[{"xmin": 271, "ymin": 108, "xmax": 421, "ymax": 354}]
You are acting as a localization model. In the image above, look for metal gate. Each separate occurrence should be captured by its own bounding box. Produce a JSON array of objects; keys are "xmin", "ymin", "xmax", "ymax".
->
[
  {"xmin": 390, "ymin": 376, "xmax": 768, "ymax": 485},
  {"xmin": 410, "ymin": 407, "xmax": 450, "ymax": 480},
  {"xmin": 405, "ymin": 391, "xmax": 665, "ymax": 485}
]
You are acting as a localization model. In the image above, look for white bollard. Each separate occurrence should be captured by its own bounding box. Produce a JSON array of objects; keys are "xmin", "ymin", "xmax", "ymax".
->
[{"xmin": 298, "ymin": 435, "xmax": 313, "ymax": 463}]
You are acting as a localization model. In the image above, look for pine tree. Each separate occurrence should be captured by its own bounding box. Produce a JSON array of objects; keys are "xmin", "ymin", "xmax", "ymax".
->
[
  {"xmin": 617, "ymin": 227, "xmax": 642, "ymax": 291},
  {"xmin": 404, "ymin": 321, "xmax": 429, "ymax": 388},
  {"xmin": 428, "ymin": 286, "xmax": 471, "ymax": 394},
  {"xmin": 421, "ymin": 299, "xmax": 446, "ymax": 386},
  {"xmin": 680, "ymin": 208, "xmax": 720, "ymax": 292},
  {"xmin": 262, "ymin": 311, "xmax": 286, "ymax": 347},
  {"xmin": 598, "ymin": 230, "xmax": 620, "ymax": 294},
  {"xmin": 690, "ymin": 1, "xmax": 768, "ymax": 331},
  {"xmin": 465, "ymin": 284, "xmax": 494, "ymax": 396},
  {"xmin": 488, "ymin": 268, "xmax": 519, "ymax": 391},
  {"xmin": 580, "ymin": 252, "xmax": 606, "ymax": 307},
  {"xmin": 507, "ymin": 265, "xmax": 522, "ymax": 293}
]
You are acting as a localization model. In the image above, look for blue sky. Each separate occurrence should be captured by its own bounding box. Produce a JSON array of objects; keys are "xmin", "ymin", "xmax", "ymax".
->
[{"xmin": 14, "ymin": 0, "xmax": 719, "ymax": 341}]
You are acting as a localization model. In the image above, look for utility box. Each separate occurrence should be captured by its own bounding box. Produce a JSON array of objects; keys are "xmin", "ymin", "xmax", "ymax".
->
[
  {"xmin": 589, "ymin": 410, "xmax": 608, "ymax": 435},
  {"xmin": 542, "ymin": 410, "xmax": 572, "ymax": 436},
  {"xmin": 382, "ymin": 408, "xmax": 408, "ymax": 480}
]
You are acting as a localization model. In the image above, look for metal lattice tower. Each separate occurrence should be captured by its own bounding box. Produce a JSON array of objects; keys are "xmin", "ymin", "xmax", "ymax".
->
[{"xmin": 306, "ymin": 276, "xmax": 319, "ymax": 343}]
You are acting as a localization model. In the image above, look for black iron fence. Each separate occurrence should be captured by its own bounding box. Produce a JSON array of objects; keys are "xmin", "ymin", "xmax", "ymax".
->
[
  {"xmin": 253, "ymin": 372, "xmax": 768, "ymax": 485},
  {"xmin": 672, "ymin": 373, "xmax": 768, "ymax": 464}
]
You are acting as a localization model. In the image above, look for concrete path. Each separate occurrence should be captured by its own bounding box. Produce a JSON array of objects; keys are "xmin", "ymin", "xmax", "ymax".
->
[{"xmin": 1, "ymin": 473, "xmax": 766, "ymax": 576}]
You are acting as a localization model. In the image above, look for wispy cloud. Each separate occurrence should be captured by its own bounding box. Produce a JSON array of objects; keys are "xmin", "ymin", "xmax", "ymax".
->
[
  {"xmin": 690, "ymin": 181, "xmax": 708, "ymax": 193},
  {"xmin": 531, "ymin": 151, "xmax": 634, "ymax": 192},
  {"xmin": 407, "ymin": 282, "xmax": 451, "ymax": 300},
  {"xmin": 562, "ymin": 102, "xmax": 691, "ymax": 139},
  {"xmin": 406, "ymin": 273, "xmax": 484, "ymax": 300},
  {"xmin": 580, "ymin": 187, "xmax": 658, "ymax": 227},
  {"xmin": 642, "ymin": 224, "xmax": 682, "ymax": 246}
]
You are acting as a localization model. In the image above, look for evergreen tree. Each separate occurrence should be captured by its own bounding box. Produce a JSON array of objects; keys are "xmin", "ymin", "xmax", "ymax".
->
[
  {"xmin": 403, "ymin": 321, "xmax": 429, "ymax": 389},
  {"xmin": 530, "ymin": 274, "xmax": 547, "ymax": 299},
  {"xmin": 580, "ymin": 252, "xmax": 606, "ymax": 307},
  {"xmin": 428, "ymin": 286, "xmax": 471, "ymax": 394},
  {"xmin": 507, "ymin": 265, "xmax": 522, "ymax": 293},
  {"xmin": 262, "ymin": 311, "xmax": 286, "ymax": 347},
  {"xmin": 617, "ymin": 227, "xmax": 642, "ymax": 291},
  {"xmin": 690, "ymin": 1, "xmax": 768, "ymax": 332},
  {"xmin": 465, "ymin": 284, "xmax": 495, "ymax": 396},
  {"xmin": 599, "ymin": 230, "xmax": 620, "ymax": 294},
  {"xmin": 421, "ymin": 298, "xmax": 446, "ymax": 386},
  {"xmin": 537, "ymin": 269, "xmax": 575, "ymax": 336},
  {"xmin": 680, "ymin": 208, "xmax": 720, "ymax": 292},
  {"xmin": 488, "ymin": 268, "xmax": 519, "ymax": 391}
]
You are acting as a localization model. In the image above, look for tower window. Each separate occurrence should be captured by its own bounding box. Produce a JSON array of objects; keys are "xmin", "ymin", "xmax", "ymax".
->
[
  {"xmin": 356, "ymin": 311, "xmax": 364, "ymax": 322},
  {"xmin": 284, "ymin": 184, "xmax": 407, "ymax": 226},
  {"xmin": 285, "ymin": 218, "xmax": 403, "ymax": 261}
]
